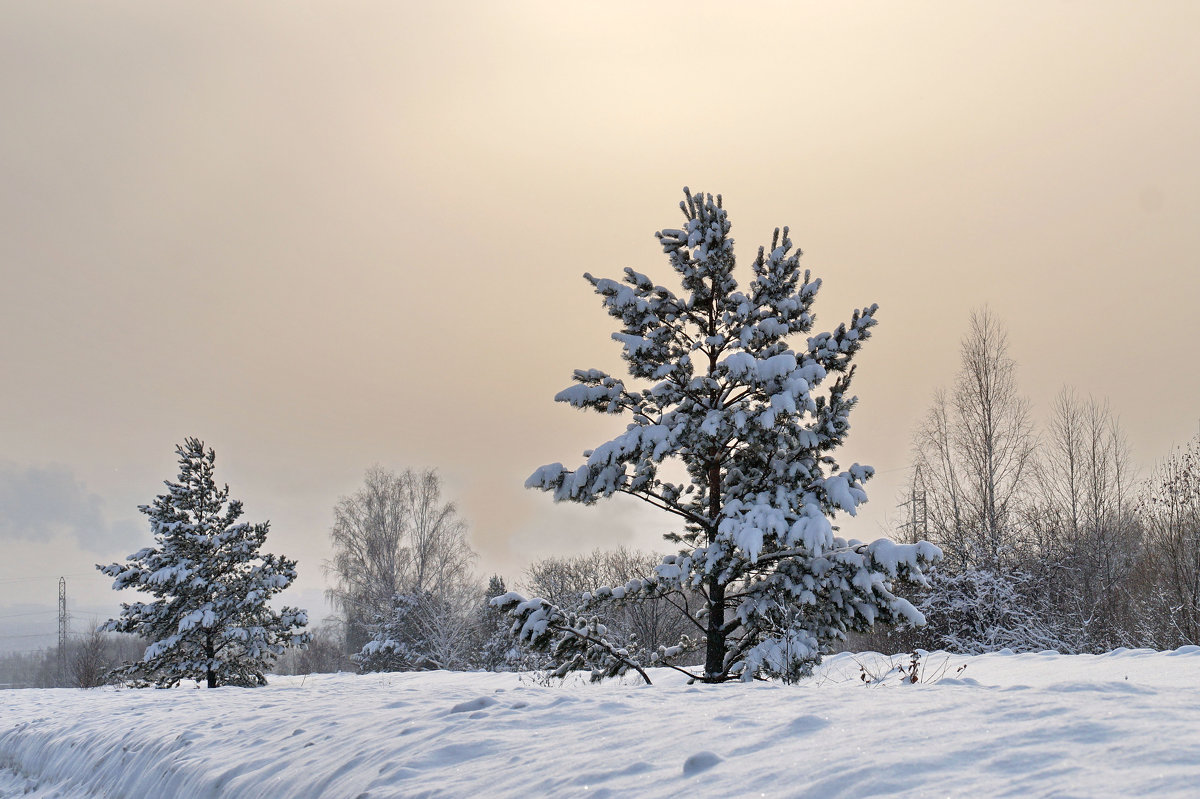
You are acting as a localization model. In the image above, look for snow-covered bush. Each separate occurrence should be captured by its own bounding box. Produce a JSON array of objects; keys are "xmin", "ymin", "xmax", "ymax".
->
[
  {"xmin": 501, "ymin": 188, "xmax": 941, "ymax": 683},
  {"xmin": 98, "ymin": 438, "xmax": 309, "ymax": 688},
  {"xmin": 915, "ymin": 567, "xmax": 1075, "ymax": 654},
  {"xmin": 355, "ymin": 593, "xmax": 438, "ymax": 672},
  {"xmin": 355, "ymin": 587, "xmax": 480, "ymax": 672}
]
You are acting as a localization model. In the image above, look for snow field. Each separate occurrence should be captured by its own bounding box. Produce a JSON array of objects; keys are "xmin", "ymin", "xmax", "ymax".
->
[{"xmin": 3, "ymin": 648, "xmax": 1200, "ymax": 798}]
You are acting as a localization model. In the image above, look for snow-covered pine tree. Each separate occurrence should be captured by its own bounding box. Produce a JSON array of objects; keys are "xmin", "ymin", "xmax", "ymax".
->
[
  {"xmin": 477, "ymin": 575, "xmax": 517, "ymax": 671},
  {"xmin": 98, "ymin": 438, "xmax": 309, "ymax": 688},
  {"xmin": 500, "ymin": 188, "xmax": 941, "ymax": 683},
  {"xmin": 476, "ymin": 575, "xmax": 543, "ymax": 672}
]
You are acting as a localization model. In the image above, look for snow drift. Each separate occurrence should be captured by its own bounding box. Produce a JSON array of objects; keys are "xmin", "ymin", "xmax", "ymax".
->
[{"xmin": 3, "ymin": 648, "xmax": 1200, "ymax": 797}]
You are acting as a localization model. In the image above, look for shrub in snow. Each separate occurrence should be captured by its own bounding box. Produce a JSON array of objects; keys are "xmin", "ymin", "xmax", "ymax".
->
[
  {"xmin": 915, "ymin": 567, "xmax": 1075, "ymax": 654},
  {"xmin": 1136, "ymin": 436, "xmax": 1200, "ymax": 647},
  {"xmin": 98, "ymin": 438, "xmax": 309, "ymax": 688},
  {"xmin": 278, "ymin": 621, "xmax": 355, "ymax": 675},
  {"xmin": 498, "ymin": 188, "xmax": 940, "ymax": 683},
  {"xmin": 355, "ymin": 586, "xmax": 482, "ymax": 672}
]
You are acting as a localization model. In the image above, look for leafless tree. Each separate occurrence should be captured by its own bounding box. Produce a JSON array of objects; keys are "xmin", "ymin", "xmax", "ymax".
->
[
  {"xmin": 908, "ymin": 309, "xmax": 1037, "ymax": 568},
  {"xmin": 0, "ymin": 631, "xmax": 145, "ymax": 688},
  {"xmin": 908, "ymin": 389, "xmax": 966, "ymax": 561},
  {"xmin": 70, "ymin": 625, "xmax": 109, "ymax": 688},
  {"xmin": 325, "ymin": 467, "xmax": 477, "ymax": 651},
  {"xmin": 523, "ymin": 549, "xmax": 613, "ymax": 608},
  {"xmin": 1041, "ymin": 388, "xmax": 1087, "ymax": 543},
  {"xmin": 901, "ymin": 310, "xmax": 1200, "ymax": 654},
  {"xmin": 1033, "ymin": 389, "xmax": 1138, "ymax": 649},
  {"xmin": 952, "ymin": 309, "xmax": 1037, "ymax": 564},
  {"xmin": 273, "ymin": 621, "xmax": 356, "ymax": 675},
  {"xmin": 1136, "ymin": 437, "xmax": 1200, "ymax": 646}
]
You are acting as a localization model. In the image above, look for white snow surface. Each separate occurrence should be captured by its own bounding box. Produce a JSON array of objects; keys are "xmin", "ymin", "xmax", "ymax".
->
[{"xmin": 3, "ymin": 648, "xmax": 1200, "ymax": 798}]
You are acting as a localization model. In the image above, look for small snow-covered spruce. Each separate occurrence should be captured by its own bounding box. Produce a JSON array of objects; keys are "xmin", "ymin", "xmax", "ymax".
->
[
  {"xmin": 505, "ymin": 188, "xmax": 941, "ymax": 683},
  {"xmin": 98, "ymin": 438, "xmax": 310, "ymax": 688},
  {"xmin": 476, "ymin": 576, "xmax": 541, "ymax": 672}
]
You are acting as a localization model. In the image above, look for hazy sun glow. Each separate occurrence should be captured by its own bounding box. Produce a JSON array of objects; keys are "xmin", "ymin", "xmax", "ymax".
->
[{"xmin": 2, "ymin": 1, "xmax": 1198, "ymax": 634}]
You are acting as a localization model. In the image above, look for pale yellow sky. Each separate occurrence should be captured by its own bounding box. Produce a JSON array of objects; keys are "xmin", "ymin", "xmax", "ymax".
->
[{"xmin": 2, "ymin": 1, "xmax": 1198, "ymax": 640}]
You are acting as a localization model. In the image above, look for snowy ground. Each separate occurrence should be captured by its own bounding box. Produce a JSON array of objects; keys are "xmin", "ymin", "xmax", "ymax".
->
[{"xmin": 2, "ymin": 648, "xmax": 1199, "ymax": 798}]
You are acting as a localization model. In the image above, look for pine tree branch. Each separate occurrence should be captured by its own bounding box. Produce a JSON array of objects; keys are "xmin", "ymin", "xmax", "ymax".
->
[
  {"xmin": 720, "ymin": 626, "xmax": 759, "ymax": 673},
  {"xmin": 722, "ymin": 387, "xmax": 758, "ymax": 408},
  {"xmin": 658, "ymin": 591, "xmax": 708, "ymax": 637},
  {"xmin": 545, "ymin": 622, "xmax": 652, "ymax": 685},
  {"xmin": 656, "ymin": 659, "xmax": 703, "ymax": 681},
  {"xmin": 616, "ymin": 487, "xmax": 711, "ymax": 527}
]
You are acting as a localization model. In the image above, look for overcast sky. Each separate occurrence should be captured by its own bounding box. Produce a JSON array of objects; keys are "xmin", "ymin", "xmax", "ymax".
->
[{"xmin": 3, "ymin": 1, "xmax": 1198, "ymax": 649}]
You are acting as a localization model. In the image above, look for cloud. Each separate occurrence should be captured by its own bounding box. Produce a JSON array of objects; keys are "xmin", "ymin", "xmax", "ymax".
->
[{"xmin": 0, "ymin": 463, "xmax": 139, "ymax": 552}]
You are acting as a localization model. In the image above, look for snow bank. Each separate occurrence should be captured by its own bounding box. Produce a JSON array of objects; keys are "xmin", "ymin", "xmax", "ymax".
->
[{"xmin": 3, "ymin": 649, "xmax": 1200, "ymax": 797}]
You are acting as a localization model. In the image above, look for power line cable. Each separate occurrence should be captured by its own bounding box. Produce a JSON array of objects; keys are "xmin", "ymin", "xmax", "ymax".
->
[
  {"xmin": 0, "ymin": 572, "xmax": 96, "ymax": 585},
  {"xmin": 0, "ymin": 610, "xmax": 57, "ymax": 620}
]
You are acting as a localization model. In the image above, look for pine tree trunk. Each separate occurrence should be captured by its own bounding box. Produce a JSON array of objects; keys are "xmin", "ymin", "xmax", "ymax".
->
[
  {"xmin": 205, "ymin": 634, "xmax": 217, "ymax": 689},
  {"xmin": 704, "ymin": 578, "xmax": 726, "ymax": 678},
  {"xmin": 704, "ymin": 459, "xmax": 726, "ymax": 679}
]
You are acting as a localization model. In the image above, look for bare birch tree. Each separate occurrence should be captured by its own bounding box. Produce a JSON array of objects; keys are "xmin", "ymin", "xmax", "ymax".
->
[
  {"xmin": 70, "ymin": 626, "xmax": 111, "ymax": 689},
  {"xmin": 908, "ymin": 309, "xmax": 1036, "ymax": 567},
  {"xmin": 1041, "ymin": 387, "xmax": 1087, "ymax": 543},
  {"xmin": 1036, "ymin": 388, "xmax": 1138, "ymax": 648},
  {"xmin": 908, "ymin": 389, "xmax": 967, "ymax": 565},
  {"xmin": 325, "ymin": 467, "xmax": 476, "ymax": 651}
]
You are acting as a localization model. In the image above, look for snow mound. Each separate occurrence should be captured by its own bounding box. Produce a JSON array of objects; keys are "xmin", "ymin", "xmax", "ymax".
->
[
  {"xmin": 448, "ymin": 696, "xmax": 498, "ymax": 714},
  {"xmin": 682, "ymin": 751, "xmax": 722, "ymax": 777}
]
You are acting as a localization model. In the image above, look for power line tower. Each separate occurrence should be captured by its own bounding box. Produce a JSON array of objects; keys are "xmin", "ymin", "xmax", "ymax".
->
[
  {"xmin": 57, "ymin": 576, "xmax": 69, "ymax": 685},
  {"xmin": 898, "ymin": 466, "xmax": 929, "ymax": 543}
]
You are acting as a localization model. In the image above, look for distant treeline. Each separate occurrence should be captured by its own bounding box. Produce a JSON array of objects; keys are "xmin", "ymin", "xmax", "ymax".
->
[{"xmin": 0, "ymin": 631, "xmax": 144, "ymax": 689}]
